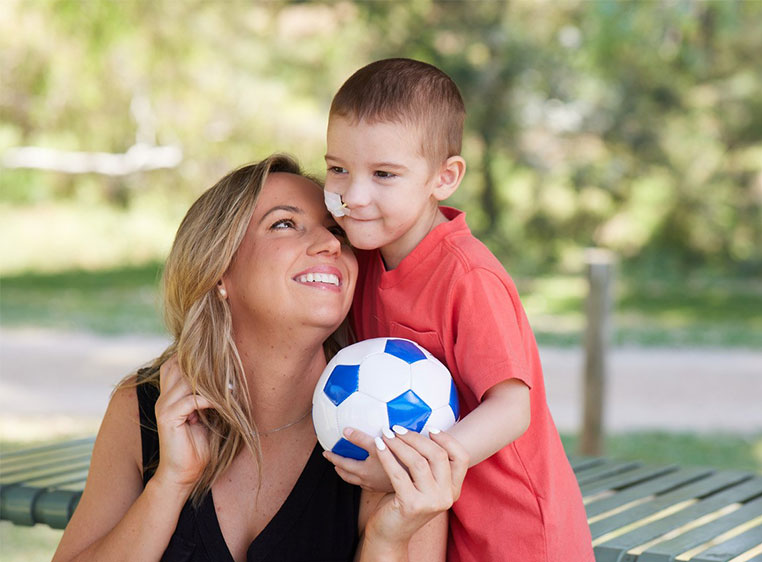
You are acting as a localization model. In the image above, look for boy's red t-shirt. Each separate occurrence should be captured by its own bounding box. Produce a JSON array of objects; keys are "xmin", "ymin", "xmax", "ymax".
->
[{"xmin": 351, "ymin": 207, "xmax": 593, "ymax": 562}]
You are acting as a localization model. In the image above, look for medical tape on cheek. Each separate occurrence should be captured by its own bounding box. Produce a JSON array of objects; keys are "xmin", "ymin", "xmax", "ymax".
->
[{"xmin": 324, "ymin": 190, "xmax": 349, "ymax": 217}]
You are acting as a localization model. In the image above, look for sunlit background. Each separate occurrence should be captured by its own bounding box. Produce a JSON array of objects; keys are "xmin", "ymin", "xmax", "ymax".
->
[{"xmin": 1, "ymin": 1, "xmax": 761, "ymax": 559}]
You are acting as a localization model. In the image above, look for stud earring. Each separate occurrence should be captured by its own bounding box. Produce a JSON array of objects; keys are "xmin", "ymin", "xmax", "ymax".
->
[{"xmin": 217, "ymin": 283, "xmax": 227, "ymax": 300}]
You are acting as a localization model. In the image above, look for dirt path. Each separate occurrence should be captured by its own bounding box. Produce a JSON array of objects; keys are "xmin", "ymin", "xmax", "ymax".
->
[{"xmin": 1, "ymin": 328, "xmax": 760, "ymax": 437}]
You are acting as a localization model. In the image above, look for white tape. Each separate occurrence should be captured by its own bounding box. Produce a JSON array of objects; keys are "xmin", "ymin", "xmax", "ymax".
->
[{"xmin": 324, "ymin": 190, "xmax": 349, "ymax": 217}]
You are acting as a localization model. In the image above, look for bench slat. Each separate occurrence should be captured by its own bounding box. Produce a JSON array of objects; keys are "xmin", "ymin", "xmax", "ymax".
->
[
  {"xmin": 577, "ymin": 460, "xmax": 644, "ymax": 486},
  {"xmin": 590, "ymin": 471, "xmax": 753, "ymax": 538},
  {"xmin": 580, "ymin": 464, "xmax": 678, "ymax": 497},
  {"xmin": 0, "ymin": 437, "xmax": 95, "ymax": 459},
  {"xmin": 585, "ymin": 466, "xmax": 713, "ymax": 518},
  {"xmin": 594, "ymin": 477, "xmax": 762, "ymax": 561},
  {"xmin": 636, "ymin": 496, "xmax": 762, "ymax": 561},
  {"xmin": 686, "ymin": 523, "xmax": 762, "ymax": 561}
]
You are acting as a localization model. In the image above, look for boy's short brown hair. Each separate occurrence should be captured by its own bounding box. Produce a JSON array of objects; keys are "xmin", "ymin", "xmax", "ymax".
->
[{"xmin": 329, "ymin": 58, "xmax": 466, "ymax": 167}]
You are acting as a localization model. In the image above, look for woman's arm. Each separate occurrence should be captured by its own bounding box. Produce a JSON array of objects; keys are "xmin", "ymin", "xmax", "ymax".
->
[
  {"xmin": 355, "ymin": 430, "xmax": 468, "ymax": 561},
  {"xmin": 53, "ymin": 358, "xmax": 213, "ymax": 561}
]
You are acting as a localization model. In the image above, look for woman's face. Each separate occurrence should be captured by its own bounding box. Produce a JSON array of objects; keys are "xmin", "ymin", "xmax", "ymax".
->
[{"xmin": 223, "ymin": 172, "xmax": 357, "ymax": 336}]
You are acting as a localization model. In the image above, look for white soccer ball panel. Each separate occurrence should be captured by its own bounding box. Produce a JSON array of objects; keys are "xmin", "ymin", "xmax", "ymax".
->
[
  {"xmin": 358, "ymin": 353, "xmax": 412, "ymax": 401},
  {"xmin": 336, "ymin": 392, "xmax": 390, "ymax": 438},
  {"xmin": 334, "ymin": 337, "xmax": 388, "ymax": 365},
  {"xmin": 312, "ymin": 390, "xmax": 342, "ymax": 451},
  {"xmin": 410, "ymin": 359, "xmax": 453, "ymax": 409},
  {"xmin": 422, "ymin": 405, "xmax": 457, "ymax": 436}
]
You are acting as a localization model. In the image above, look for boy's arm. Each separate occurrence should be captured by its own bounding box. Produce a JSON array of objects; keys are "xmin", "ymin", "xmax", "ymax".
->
[
  {"xmin": 447, "ymin": 378, "xmax": 530, "ymax": 467},
  {"xmin": 323, "ymin": 377, "xmax": 529, "ymax": 490}
]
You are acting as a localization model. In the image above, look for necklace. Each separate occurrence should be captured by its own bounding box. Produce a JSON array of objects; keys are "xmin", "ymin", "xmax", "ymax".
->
[{"xmin": 260, "ymin": 407, "xmax": 312, "ymax": 436}]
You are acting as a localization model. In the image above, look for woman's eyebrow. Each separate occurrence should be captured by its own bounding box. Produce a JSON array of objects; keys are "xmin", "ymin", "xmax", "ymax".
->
[{"xmin": 258, "ymin": 205, "xmax": 303, "ymax": 224}]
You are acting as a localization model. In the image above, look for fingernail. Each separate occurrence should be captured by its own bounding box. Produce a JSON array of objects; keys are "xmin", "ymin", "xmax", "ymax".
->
[
  {"xmin": 392, "ymin": 425, "xmax": 408, "ymax": 435},
  {"xmin": 382, "ymin": 427, "xmax": 395, "ymax": 439},
  {"xmin": 429, "ymin": 427, "xmax": 441, "ymax": 435},
  {"xmin": 343, "ymin": 427, "xmax": 353, "ymax": 438},
  {"xmin": 374, "ymin": 436, "xmax": 386, "ymax": 451}
]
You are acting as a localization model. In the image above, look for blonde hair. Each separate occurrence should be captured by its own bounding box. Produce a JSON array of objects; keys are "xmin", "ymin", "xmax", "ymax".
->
[
  {"xmin": 124, "ymin": 154, "xmax": 349, "ymax": 503},
  {"xmin": 329, "ymin": 58, "xmax": 466, "ymax": 167}
]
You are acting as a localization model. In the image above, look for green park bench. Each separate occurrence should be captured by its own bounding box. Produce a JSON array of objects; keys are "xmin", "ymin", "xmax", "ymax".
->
[{"xmin": 2, "ymin": 438, "xmax": 761, "ymax": 560}]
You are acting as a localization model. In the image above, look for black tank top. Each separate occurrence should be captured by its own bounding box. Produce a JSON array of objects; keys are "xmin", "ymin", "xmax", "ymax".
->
[{"xmin": 136, "ymin": 369, "xmax": 361, "ymax": 561}]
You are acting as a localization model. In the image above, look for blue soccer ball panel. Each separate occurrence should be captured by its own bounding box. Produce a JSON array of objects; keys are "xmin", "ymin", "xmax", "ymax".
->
[
  {"xmin": 387, "ymin": 389, "xmax": 432, "ymax": 432},
  {"xmin": 324, "ymin": 364, "xmax": 360, "ymax": 406},
  {"xmin": 384, "ymin": 338, "xmax": 427, "ymax": 364}
]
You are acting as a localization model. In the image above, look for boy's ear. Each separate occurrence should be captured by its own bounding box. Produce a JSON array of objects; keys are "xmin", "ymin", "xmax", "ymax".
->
[{"xmin": 432, "ymin": 156, "xmax": 466, "ymax": 202}]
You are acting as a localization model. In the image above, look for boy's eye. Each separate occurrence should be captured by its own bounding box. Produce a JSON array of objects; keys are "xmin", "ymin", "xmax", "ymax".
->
[
  {"xmin": 328, "ymin": 166, "xmax": 347, "ymax": 175},
  {"xmin": 271, "ymin": 218, "xmax": 296, "ymax": 230},
  {"xmin": 374, "ymin": 170, "xmax": 396, "ymax": 179}
]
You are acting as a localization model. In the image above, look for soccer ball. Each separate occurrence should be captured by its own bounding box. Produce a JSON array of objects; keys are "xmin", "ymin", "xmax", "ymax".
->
[{"xmin": 312, "ymin": 337, "xmax": 460, "ymax": 460}]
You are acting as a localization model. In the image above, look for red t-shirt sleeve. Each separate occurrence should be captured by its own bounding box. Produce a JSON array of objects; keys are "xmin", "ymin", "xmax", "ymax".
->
[{"xmin": 449, "ymin": 268, "xmax": 533, "ymax": 402}]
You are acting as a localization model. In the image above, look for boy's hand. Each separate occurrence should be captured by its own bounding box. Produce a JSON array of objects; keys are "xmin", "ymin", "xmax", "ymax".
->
[{"xmin": 322, "ymin": 427, "xmax": 394, "ymax": 493}]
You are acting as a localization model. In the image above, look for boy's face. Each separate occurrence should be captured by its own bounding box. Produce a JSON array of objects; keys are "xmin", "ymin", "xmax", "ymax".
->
[{"xmin": 325, "ymin": 116, "xmax": 442, "ymax": 268}]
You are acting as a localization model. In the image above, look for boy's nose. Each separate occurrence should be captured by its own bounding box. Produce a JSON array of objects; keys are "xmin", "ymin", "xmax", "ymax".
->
[{"xmin": 341, "ymin": 180, "xmax": 371, "ymax": 209}]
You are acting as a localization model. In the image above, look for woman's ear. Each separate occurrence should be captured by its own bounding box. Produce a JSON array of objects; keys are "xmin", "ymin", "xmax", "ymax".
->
[
  {"xmin": 217, "ymin": 279, "xmax": 228, "ymax": 300},
  {"xmin": 432, "ymin": 156, "xmax": 466, "ymax": 202}
]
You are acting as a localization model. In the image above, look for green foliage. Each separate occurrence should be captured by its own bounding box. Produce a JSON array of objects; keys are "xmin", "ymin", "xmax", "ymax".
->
[{"xmin": 1, "ymin": 0, "xmax": 761, "ymax": 276}]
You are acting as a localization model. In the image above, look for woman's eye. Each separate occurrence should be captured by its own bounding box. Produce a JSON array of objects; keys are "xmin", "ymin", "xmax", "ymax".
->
[
  {"xmin": 328, "ymin": 166, "xmax": 347, "ymax": 175},
  {"xmin": 374, "ymin": 170, "xmax": 396, "ymax": 179},
  {"xmin": 271, "ymin": 218, "xmax": 296, "ymax": 230}
]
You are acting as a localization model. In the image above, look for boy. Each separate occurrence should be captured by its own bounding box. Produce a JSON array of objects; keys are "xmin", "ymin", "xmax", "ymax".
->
[{"xmin": 323, "ymin": 58, "xmax": 593, "ymax": 562}]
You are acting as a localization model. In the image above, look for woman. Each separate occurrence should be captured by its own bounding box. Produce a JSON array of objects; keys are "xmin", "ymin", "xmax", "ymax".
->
[{"xmin": 53, "ymin": 155, "xmax": 467, "ymax": 561}]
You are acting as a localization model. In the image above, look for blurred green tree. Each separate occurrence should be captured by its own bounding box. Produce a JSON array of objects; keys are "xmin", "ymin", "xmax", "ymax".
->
[{"xmin": 1, "ymin": 0, "xmax": 760, "ymax": 275}]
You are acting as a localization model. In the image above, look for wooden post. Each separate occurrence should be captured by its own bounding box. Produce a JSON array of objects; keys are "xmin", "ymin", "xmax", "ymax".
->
[{"xmin": 579, "ymin": 248, "xmax": 615, "ymax": 456}]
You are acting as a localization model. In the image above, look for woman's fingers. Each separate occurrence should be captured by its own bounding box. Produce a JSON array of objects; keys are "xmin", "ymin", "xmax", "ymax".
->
[
  {"xmin": 384, "ymin": 429, "xmax": 447, "ymax": 493},
  {"xmin": 158, "ymin": 356, "xmax": 213, "ymax": 419},
  {"xmin": 374, "ymin": 435, "xmax": 419, "ymax": 499},
  {"xmin": 377, "ymin": 428, "xmax": 470, "ymax": 508},
  {"xmin": 158, "ymin": 356, "xmax": 192, "ymax": 402},
  {"xmin": 429, "ymin": 430, "xmax": 469, "ymax": 499}
]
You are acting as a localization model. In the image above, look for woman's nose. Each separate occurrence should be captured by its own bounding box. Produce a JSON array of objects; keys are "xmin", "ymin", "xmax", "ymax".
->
[{"xmin": 309, "ymin": 226, "xmax": 342, "ymax": 257}]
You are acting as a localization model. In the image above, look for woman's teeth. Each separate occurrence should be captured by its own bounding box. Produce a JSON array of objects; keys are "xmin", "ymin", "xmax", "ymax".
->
[{"xmin": 296, "ymin": 273, "xmax": 340, "ymax": 286}]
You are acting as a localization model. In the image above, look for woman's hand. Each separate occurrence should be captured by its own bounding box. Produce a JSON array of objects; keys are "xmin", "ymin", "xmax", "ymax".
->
[
  {"xmin": 323, "ymin": 428, "xmax": 394, "ymax": 493},
  {"xmin": 360, "ymin": 427, "xmax": 469, "ymax": 559},
  {"xmin": 153, "ymin": 356, "xmax": 214, "ymax": 493}
]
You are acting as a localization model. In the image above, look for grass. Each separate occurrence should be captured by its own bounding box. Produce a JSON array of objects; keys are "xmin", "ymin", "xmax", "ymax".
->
[
  {"xmin": 0, "ymin": 262, "xmax": 166, "ymax": 335},
  {"xmin": 561, "ymin": 431, "xmax": 762, "ymax": 473},
  {"xmin": 3, "ymin": 263, "xmax": 762, "ymax": 347},
  {"xmin": 516, "ymin": 273, "xmax": 762, "ymax": 348}
]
